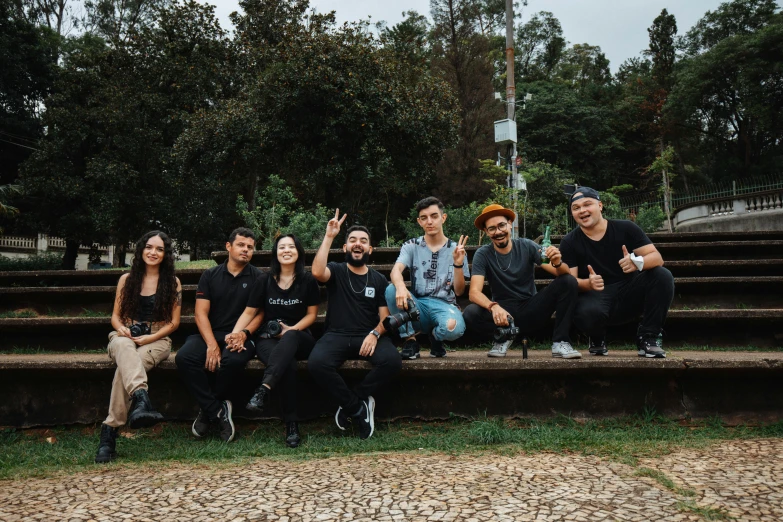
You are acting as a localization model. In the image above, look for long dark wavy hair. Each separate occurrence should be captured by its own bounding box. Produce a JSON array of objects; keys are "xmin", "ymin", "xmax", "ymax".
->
[
  {"xmin": 119, "ymin": 230, "xmax": 178, "ymax": 324},
  {"xmin": 269, "ymin": 233, "xmax": 306, "ymax": 283}
]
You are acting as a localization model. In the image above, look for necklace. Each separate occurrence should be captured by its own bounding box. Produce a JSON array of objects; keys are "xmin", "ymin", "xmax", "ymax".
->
[
  {"xmin": 277, "ymin": 275, "xmax": 294, "ymax": 290},
  {"xmin": 347, "ymin": 269, "xmax": 369, "ymax": 294},
  {"xmin": 494, "ymin": 247, "xmax": 513, "ymax": 272}
]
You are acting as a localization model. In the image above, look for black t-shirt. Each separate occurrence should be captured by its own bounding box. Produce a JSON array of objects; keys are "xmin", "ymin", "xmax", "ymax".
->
[
  {"xmin": 195, "ymin": 261, "xmax": 261, "ymax": 332},
  {"xmin": 559, "ymin": 219, "xmax": 652, "ymax": 286},
  {"xmin": 472, "ymin": 238, "xmax": 541, "ymax": 303},
  {"xmin": 247, "ymin": 271, "xmax": 321, "ymax": 326},
  {"xmin": 324, "ymin": 262, "xmax": 388, "ymax": 335}
]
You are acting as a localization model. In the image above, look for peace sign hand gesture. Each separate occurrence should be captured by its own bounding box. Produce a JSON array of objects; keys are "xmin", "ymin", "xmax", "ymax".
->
[
  {"xmin": 326, "ymin": 208, "xmax": 347, "ymax": 239},
  {"xmin": 453, "ymin": 235, "xmax": 468, "ymax": 265}
]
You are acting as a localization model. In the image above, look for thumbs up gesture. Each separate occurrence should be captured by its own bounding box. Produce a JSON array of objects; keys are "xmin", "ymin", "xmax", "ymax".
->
[
  {"xmin": 618, "ymin": 245, "xmax": 637, "ymax": 274},
  {"xmin": 587, "ymin": 265, "xmax": 604, "ymax": 291}
]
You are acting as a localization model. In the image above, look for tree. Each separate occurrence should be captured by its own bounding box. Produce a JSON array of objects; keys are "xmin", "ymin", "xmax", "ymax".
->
[
  {"xmin": 429, "ymin": 0, "xmax": 502, "ymax": 205},
  {"xmin": 515, "ymin": 11, "xmax": 566, "ymax": 82},
  {"xmin": 667, "ymin": 7, "xmax": 783, "ymax": 180}
]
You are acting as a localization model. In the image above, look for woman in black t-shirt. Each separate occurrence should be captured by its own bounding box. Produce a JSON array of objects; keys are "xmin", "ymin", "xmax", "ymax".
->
[
  {"xmin": 95, "ymin": 231, "xmax": 182, "ymax": 463},
  {"xmin": 231, "ymin": 233, "xmax": 320, "ymax": 447}
]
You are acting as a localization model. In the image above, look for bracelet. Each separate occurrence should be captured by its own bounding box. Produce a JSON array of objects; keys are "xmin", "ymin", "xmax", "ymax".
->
[
  {"xmin": 488, "ymin": 301, "xmax": 499, "ymax": 311},
  {"xmin": 551, "ymin": 262, "xmax": 562, "ymax": 268},
  {"xmin": 453, "ymin": 263, "xmax": 464, "ymax": 268}
]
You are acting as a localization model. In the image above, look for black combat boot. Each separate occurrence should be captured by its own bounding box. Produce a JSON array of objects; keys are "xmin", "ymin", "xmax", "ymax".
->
[
  {"xmin": 285, "ymin": 421, "xmax": 301, "ymax": 448},
  {"xmin": 127, "ymin": 389, "xmax": 164, "ymax": 429},
  {"xmin": 94, "ymin": 423, "xmax": 118, "ymax": 463}
]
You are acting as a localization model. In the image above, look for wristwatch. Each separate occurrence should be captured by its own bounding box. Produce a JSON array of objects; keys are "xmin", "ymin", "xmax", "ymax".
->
[
  {"xmin": 370, "ymin": 329, "xmax": 380, "ymax": 338},
  {"xmin": 241, "ymin": 329, "xmax": 251, "ymax": 338}
]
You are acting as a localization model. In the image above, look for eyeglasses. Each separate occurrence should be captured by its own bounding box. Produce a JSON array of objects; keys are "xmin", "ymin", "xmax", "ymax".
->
[{"xmin": 486, "ymin": 222, "xmax": 510, "ymax": 234}]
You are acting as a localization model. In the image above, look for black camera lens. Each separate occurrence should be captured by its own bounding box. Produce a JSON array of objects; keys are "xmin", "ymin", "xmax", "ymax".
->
[
  {"xmin": 492, "ymin": 316, "xmax": 519, "ymax": 343},
  {"xmin": 129, "ymin": 323, "xmax": 150, "ymax": 337},
  {"xmin": 266, "ymin": 321, "xmax": 282, "ymax": 337},
  {"xmin": 383, "ymin": 299, "xmax": 421, "ymax": 332}
]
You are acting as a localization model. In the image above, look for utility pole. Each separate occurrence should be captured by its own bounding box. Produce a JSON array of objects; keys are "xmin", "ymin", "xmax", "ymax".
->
[{"xmin": 505, "ymin": 0, "xmax": 518, "ymax": 239}]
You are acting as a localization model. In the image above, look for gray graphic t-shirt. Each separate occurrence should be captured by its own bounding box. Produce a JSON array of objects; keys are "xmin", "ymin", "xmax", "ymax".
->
[{"xmin": 395, "ymin": 236, "xmax": 470, "ymax": 305}]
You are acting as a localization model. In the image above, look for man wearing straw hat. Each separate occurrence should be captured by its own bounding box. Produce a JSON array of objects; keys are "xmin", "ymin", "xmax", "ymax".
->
[{"xmin": 462, "ymin": 204, "xmax": 581, "ymax": 359}]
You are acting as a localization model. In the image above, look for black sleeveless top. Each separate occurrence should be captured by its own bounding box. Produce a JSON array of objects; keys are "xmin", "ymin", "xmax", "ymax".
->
[{"xmin": 136, "ymin": 294, "xmax": 156, "ymax": 323}]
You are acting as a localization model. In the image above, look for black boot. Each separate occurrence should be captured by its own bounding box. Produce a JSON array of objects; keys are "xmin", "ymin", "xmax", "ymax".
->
[
  {"xmin": 127, "ymin": 389, "xmax": 164, "ymax": 429},
  {"xmin": 246, "ymin": 385, "xmax": 269, "ymax": 413},
  {"xmin": 95, "ymin": 424, "xmax": 118, "ymax": 463},
  {"xmin": 285, "ymin": 421, "xmax": 301, "ymax": 448}
]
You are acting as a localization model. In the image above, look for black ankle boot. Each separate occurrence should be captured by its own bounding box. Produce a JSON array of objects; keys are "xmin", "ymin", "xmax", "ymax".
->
[
  {"xmin": 285, "ymin": 421, "xmax": 301, "ymax": 448},
  {"xmin": 246, "ymin": 385, "xmax": 269, "ymax": 413},
  {"xmin": 95, "ymin": 424, "xmax": 118, "ymax": 463},
  {"xmin": 127, "ymin": 389, "xmax": 164, "ymax": 429}
]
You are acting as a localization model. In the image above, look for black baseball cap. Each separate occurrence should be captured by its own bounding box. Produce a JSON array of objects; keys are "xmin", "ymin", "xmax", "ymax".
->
[{"xmin": 570, "ymin": 186, "xmax": 601, "ymax": 203}]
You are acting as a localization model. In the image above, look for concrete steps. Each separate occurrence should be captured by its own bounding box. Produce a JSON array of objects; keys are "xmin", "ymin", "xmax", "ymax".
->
[{"xmin": 2, "ymin": 351, "xmax": 781, "ymax": 427}]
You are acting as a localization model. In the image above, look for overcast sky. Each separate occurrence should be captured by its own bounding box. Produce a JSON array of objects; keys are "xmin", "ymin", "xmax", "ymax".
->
[{"xmin": 202, "ymin": 0, "xmax": 781, "ymax": 71}]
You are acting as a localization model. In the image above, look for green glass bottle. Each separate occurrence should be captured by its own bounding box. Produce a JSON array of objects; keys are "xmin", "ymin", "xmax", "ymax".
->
[{"xmin": 541, "ymin": 225, "xmax": 551, "ymax": 264}]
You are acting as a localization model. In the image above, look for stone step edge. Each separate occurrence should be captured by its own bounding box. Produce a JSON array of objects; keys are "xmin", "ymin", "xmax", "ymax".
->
[
  {"xmin": 4, "ymin": 276, "xmax": 783, "ymax": 294},
  {"xmin": 1, "ymin": 309, "xmax": 782, "ymax": 326},
  {"xmin": 1, "ymin": 351, "xmax": 782, "ymax": 371}
]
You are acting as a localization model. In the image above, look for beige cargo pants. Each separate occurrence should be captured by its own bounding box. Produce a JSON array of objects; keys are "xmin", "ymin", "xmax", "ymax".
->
[{"xmin": 103, "ymin": 330, "xmax": 171, "ymax": 428}]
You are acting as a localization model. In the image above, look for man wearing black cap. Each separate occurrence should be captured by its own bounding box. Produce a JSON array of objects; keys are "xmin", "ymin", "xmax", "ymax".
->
[
  {"xmin": 462, "ymin": 204, "xmax": 581, "ymax": 359},
  {"xmin": 560, "ymin": 187, "xmax": 674, "ymax": 358}
]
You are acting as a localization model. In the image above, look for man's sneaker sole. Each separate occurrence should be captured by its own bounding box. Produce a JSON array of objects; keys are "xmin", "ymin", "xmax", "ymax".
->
[
  {"xmin": 589, "ymin": 349, "xmax": 609, "ymax": 356},
  {"xmin": 552, "ymin": 352, "xmax": 582, "ymax": 359},
  {"xmin": 401, "ymin": 352, "xmax": 420, "ymax": 360},
  {"xmin": 219, "ymin": 401, "xmax": 235, "ymax": 443},
  {"xmin": 335, "ymin": 406, "xmax": 348, "ymax": 431},
  {"xmin": 638, "ymin": 349, "xmax": 666, "ymax": 358},
  {"xmin": 363, "ymin": 397, "xmax": 376, "ymax": 440},
  {"xmin": 487, "ymin": 351, "xmax": 507, "ymax": 358},
  {"xmin": 192, "ymin": 415, "xmax": 210, "ymax": 438},
  {"xmin": 429, "ymin": 352, "xmax": 446, "ymax": 358}
]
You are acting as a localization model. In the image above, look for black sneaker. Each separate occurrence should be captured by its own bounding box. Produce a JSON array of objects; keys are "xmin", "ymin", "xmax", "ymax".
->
[
  {"xmin": 246, "ymin": 385, "xmax": 269, "ymax": 413},
  {"xmin": 400, "ymin": 339, "xmax": 420, "ymax": 360},
  {"xmin": 217, "ymin": 400, "xmax": 235, "ymax": 442},
  {"xmin": 94, "ymin": 423, "xmax": 118, "ymax": 464},
  {"xmin": 285, "ymin": 421, "xmax": 301, "ymax": 448},
  {"xmin": 335, "ymin": 406, "xmax": 351, "ymax": 431},
  {"xmin": 637, "ymin": 335, "xmax": 666, "ymax": 358},
  {"xmin": 191, "ymin": 409, "xmax": 211, "ymax": 438},
  {"xmin": 588, "ymin": 337, "xmax": 608, "ymax": 356},
  {"xmin": 127, "ymin": 389, "xmax": 164, "ymax": 429},
  {"xmin": 429, "ymin": 336, "xmax": 447, "ymax": 358},
  {"xmin": 352, "ymin": 396, "xmax": 376, "ymax": 440}
]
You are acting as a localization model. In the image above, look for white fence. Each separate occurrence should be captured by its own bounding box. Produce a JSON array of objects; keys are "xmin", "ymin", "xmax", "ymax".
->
[
  {"xmin": 0, "ymin": 234, "xmax": 109, "ymax": 252},
  {"xmin": 676, "ymin": 190, "xmax": 783, "ymax": 226}
]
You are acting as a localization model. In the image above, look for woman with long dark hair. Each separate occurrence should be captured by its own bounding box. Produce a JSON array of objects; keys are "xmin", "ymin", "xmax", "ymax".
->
[
  {"xmin": 229, "ymin": 233, "xmax": 319, "ymax": 447},
  {"xmin": 95, "ymin": 230, "xmax": 182, "ymax": 463}
]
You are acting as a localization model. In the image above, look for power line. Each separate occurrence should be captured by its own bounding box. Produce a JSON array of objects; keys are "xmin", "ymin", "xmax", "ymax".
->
[{"xmin": 0, "ymin": 137, "xmax": 41, "ymax": 151}]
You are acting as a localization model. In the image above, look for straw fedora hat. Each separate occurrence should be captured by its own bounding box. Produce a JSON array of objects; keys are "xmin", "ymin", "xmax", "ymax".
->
[{"xmin": 473, "ymin": 204, "xmax": 516, "ymax": 230}]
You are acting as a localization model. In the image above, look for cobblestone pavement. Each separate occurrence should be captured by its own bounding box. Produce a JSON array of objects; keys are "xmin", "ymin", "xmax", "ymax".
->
[{"xmin": 1, "ymin": 439, "xmax": 781, "ymax": 521}]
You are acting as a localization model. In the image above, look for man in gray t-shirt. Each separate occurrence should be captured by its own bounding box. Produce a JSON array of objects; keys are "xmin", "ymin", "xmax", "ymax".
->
[
  {"xmin": 386, "ymin": 197, "xmax": 469, "ymax": 359},
  {"xmin": 463, "ymin": 204, "xmax": 581, "ymax": 359}
]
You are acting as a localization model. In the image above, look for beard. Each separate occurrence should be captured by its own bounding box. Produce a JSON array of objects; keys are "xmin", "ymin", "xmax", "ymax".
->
[
  {"xmin": 345, "ymin": 250, "xmax": 369, "ymax": 267},
  {"xmin": 492, "ymin": 235, "xmax": 509, "ymax": 249}
]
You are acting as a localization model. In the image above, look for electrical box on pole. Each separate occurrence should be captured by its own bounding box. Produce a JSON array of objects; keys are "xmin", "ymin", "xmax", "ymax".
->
[{"xmin": 494, "ymin": 119, "xmax": 517, "ymax": 145}]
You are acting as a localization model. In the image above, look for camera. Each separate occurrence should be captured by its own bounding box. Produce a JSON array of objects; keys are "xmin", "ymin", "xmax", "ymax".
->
[
  {"xmin": 129, "ymin": 322, "xmax": 151, "ymax": 337},
  {"xmin": 259, "ymin": 320, "xmax": 284, "ymax": 339},
  {"xmin": 493, "ymin": 316, "xmax": 519, "ymax": 343},
  {"xmin": 383, "ymin": 298, "xmax": 421, "ymax": 332}
]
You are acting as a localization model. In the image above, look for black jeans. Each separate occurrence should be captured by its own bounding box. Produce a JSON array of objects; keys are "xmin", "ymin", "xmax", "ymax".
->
[
  {"xmin": 256, "ymin": 330, "xmax": 315, "ymax": 422},
  {"xmin": 175, "ymin": 332, "xmax": 256, "ymax": 419},
  {"xmin": 463, "ymin": 274, "xmax": 578, "ymax": 343},
  {"xmin": 573, "ymin": 266, "xmax": 675, "ymax": 339},
  {"xmin": 307, "ymin": 332, "xmax": 402, "ymax": 416}
]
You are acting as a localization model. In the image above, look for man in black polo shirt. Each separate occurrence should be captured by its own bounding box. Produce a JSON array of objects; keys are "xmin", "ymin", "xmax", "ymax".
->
[
  {"xmin": 175, "ymin": 227, "xmax": 263, "ymax": 442},
  {"xmin": 560, "ymin": 187, "xmax": 674, "ymax": 358},
  {"xmin": 308, "ymin": 209, "xmax": 402, "ymax": 440}
]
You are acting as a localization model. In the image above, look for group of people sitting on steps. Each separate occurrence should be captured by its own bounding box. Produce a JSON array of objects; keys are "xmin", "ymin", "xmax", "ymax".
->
[{"xmin": 95, "ymin": 187, "xmax": 675, "ymax": 463}]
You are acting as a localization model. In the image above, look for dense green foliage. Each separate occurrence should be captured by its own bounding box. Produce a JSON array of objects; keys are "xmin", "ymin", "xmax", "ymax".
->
[{"xmin": 1, "ymin": 0, "xmax": 781, "ymax": 255}]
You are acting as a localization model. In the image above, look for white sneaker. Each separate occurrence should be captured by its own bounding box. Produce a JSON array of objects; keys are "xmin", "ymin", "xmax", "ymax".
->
[
  {"xmin": 552, "ymin": 341, "xmax": 582, "ymax": 359},
  {"xmin": 488, "ymin": 338, "xmax": 513, "ymax": 357}
]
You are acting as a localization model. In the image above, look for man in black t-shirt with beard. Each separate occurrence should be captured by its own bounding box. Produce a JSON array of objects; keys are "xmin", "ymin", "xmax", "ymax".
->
[
  {"xmin": 559, "ymin": 187, "xmax": 674, "ymax": 358},
  {"xmin": 308, "ymin": 209, "xmax": 402, "ymax": 440}
]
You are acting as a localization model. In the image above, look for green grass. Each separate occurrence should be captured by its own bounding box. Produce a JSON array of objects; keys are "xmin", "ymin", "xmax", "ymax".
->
[
  {"xmin": 447, "ymin": 342, "xmax": 781, "ymax": 352},
  {"xmin": 175, "ymin": 259, "xmax": 216, "ymax": 269},
  {"xmin": 77, "ymin": 308, "xmax": 110, "ymax": 318},
  {"xmin": 676, "ymin": 500, "xmax": 736, "ymax": 521},
  {"xmin": 0, "ymin": 309, "xmax": 37, "ymax": 318},
  {"xmin": 1, "ymin": 414, "xmax": 781, "ymax": 481},
  {"xmin": 635, "ymin": 467, "xmax": 696, "ymax": 496}
]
